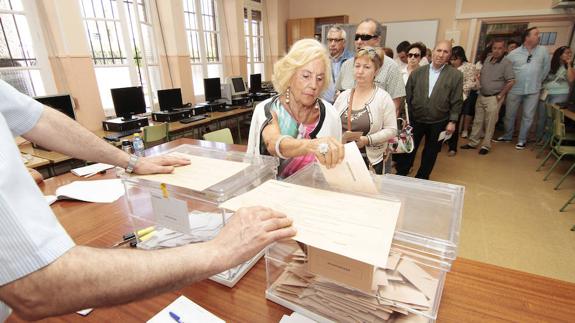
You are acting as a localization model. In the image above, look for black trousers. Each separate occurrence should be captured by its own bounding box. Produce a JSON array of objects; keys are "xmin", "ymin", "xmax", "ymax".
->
[{"xmin": 395, "ymin": 120, "xmax": 448, "ymax": 179}]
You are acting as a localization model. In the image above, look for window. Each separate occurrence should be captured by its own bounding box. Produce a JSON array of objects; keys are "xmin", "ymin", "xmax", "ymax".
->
[
  {"xmin": 539, "ymin": 32, "xmax": 557, "ymax": 46},
  {"xmin": 183, "ymin": 0, "xmax": 223, "ymax": 97},
  {"xmin": 80, "ymin": 0, "xmax": 160, "ymax": 114},
  {"xmin": 0, "ymin": 0, "xmax": 53, "ymax": 96},
  {"xmin": 243, "ymin": 1, "xmax": 264, "ymax": 79}
]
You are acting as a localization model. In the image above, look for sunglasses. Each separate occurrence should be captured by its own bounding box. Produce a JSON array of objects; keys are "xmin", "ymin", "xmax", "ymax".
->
[
  {"xmin": 407, "ymin": 53, "xmax": 421, "ymax": 58},
  {"xmin": 355, "ymin": 34, "xmax": 377, "ymax": 41},
  {"xmin": 527, "ymin": 54, "xmax": 532, "ymax": 63}
]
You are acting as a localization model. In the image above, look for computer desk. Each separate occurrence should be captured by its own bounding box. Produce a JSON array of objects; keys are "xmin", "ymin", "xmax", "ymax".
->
[
  {"xmin": 99, "ymin": 107, "xmax": 255, "ymax": 142},
  {"xmin": 7, "ymin": 138, "xmax": 575, "ymax": 323}
]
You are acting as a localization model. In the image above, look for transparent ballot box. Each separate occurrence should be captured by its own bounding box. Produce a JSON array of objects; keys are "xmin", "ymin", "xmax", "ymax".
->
[
  {"xmin": 265, "ymin": 164, "xmax": 464, "ymax": 322},
  {"xmin": 121, "ymin": 144, "xmax": 278, "ymax": 287}
]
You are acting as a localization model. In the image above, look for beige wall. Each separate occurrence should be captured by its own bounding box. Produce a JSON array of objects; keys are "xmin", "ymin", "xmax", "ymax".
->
[{"xmin": 285, "ymin": 0, "xmax": 574, "ymax": 60}]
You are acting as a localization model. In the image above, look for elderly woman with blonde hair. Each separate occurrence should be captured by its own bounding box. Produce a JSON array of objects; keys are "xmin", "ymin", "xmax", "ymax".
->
[{"xmin": 247, "ymin": 39, "xmax": 344, "ymax": 178}]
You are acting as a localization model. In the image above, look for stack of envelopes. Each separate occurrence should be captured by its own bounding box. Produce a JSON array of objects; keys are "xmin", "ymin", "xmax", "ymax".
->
[{"xmin": 270, "ymin": 249, "xmax": 438, "ymax": 322}]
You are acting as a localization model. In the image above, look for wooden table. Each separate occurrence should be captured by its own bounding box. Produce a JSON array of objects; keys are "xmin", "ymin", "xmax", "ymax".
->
[
  {"xmin": 19, "ymin": 142, "xmax": 74, "ymax": 176},
  {"xmin": 553, "ymin": 103, "xmax": 575, "ymax": 121},
  {"xmin": 7, "ymin": 139, "xmax": 575, "ymax": 323}
]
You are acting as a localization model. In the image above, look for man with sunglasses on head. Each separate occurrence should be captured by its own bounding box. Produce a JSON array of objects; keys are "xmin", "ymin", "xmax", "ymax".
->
[
  {"xmin": 322, "ymin": 25, "xmax": 354, "ymax": 103},
  {"xmin": 335, "ymin": 18, "xmax": 406, "ymax": 112},
  {"xmin": 493, "ymin": 27, "xmax": 550, "ymax": 150}
]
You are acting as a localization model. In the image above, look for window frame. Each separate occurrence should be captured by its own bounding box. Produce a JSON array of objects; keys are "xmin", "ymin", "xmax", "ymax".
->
[
  {"xmin": 183, "ymin": 0, "xmax": 224, "ymax": 98},
  {"xmin": 80, "ymin": 0, "xmax": 160, "ymax": 115},
  {"xmin": 0, "ymin": 0, "xmax": 55, "ymax": 96},
  {"xmin": 243, "ymin": 0, "xmax": 265, "ymax": 78}
]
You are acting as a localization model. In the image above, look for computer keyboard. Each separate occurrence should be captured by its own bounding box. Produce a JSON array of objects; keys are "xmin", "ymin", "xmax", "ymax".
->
[
  {"xmin": 180, "ymin": 114, "xmax": 208, "ymax": 124},
  {"xmin": 103, "ymin": 128, "xmax": 141, "ymax": 141}
]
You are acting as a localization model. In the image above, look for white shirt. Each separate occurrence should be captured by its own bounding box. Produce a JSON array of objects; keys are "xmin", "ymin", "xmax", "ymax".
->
[
  {"xmin": 428, "ymin": 64, "xmax": 446, "ymax": 97},
  {"xmin": 0, "ymin": 80, "xmax": 75, "ymax": 321}
]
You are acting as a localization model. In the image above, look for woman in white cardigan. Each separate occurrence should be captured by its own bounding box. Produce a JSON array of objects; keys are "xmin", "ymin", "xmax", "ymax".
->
[{"xmin": 334, "ymin": 47, "xmax": 397, "ymax": 174}]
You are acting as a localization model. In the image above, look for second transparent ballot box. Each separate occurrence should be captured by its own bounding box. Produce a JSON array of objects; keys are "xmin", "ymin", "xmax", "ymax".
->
[{"xmin": 265, "ymin": 163, "xmax": 464, "ymax": 322}]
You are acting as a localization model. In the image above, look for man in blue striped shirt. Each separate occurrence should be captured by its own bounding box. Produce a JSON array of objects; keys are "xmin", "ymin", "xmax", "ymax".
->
[{"xmin": 493, "ymin": 27, "xmax": 550, "ymax": 149}]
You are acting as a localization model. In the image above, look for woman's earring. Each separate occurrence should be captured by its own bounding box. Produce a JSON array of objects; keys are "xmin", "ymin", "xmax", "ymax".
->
[{"xmin": 285, "ymin": 87, "xmax": 290, "ymax": 104}]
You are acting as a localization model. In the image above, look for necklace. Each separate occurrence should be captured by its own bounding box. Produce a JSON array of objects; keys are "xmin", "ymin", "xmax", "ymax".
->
[{"xmin": 281, "ymin": 95, "xmax": 318, "ymax": 124}]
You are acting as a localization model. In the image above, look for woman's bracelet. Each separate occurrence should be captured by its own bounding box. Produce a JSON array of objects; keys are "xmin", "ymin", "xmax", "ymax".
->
[{"xmin": 275, "ymin": 135, "xmax": 291, "ymax": 159}]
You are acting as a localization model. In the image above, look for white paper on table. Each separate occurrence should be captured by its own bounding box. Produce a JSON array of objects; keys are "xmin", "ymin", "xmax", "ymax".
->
[
  {"xmin": 146, "ymin": 295, "xmax": 224, "ymax": 323},
  {"xmin": 71, "ymin": 163, "xmax": 114, "ymax": 177},
  {"xmin": 318, "ymin": 142, "xmax": 378, "ymax": 194},
  {"xmin": 438, "ymin": 131, "xmax": 452, "ymax": 142},
  {"xmin": 53, "ymin": 179, "xmax": 124, "ymax": 203},
  {"xmin": 220, "ymin": 180, "xmax": 401, "ymax": 268},
  {"xmin": 136, "ymin": 152, "xmax": 250, "ymax": 191},
  {"xmin": 279, "ymin": 312, "xmax": 318, "ymax": 323}
]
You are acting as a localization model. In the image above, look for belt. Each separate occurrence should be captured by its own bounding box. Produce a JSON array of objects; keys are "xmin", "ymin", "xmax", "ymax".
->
[{"xmin": 481, "ymin": 92, "xmax": 500, "ymax": 97}]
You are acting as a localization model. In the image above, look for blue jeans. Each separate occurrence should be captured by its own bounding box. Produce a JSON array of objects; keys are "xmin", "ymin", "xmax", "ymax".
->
[
  {"xmin": 536, "ymin": 93, "xmax": 569, "ymax": 142},
  {"xmin": 502, "ymin": 93, "xmax": 539, "ymax": 143}
]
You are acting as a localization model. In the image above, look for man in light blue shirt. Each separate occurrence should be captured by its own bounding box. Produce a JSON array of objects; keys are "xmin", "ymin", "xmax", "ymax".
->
[
  {"xmin": 494, "ymin": 27, "xmax": 550, "ymax": 149},
  {"xmin": 322, "ymin": 25, "xmax": 354, "ymax": 103}
]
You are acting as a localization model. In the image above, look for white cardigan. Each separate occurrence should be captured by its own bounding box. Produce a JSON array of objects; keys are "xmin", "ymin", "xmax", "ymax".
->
[
  {"xmin": 334, "ymin": 87, "xmax": 397, "ymax": 165},
  {"xmin": 246, "ymin": 96, "xmax": 342, "ymax": 157}
]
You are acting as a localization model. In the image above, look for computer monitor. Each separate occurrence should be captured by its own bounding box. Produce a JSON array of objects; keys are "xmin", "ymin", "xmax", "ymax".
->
[
  {"xmin": 249, "ymin": 73, "xmax": 262, "ymax": 94},
  {"xmin": 35, "ymin": 94, "xmax": 75, "ymax": 120},
  {"xmin": 203, "ymin": 78, "xmax": 221, "ymax": 103},
  {"xmin": 158, "ymin": 88, "xmax": 183, "ymax": 111},
  {"xmin": 229, "ymin": 76, "xmax": 248, "ymax": 96},
  {"xmin": 111, "ymin": 86, "xmax": 146, "ymax": 121}
]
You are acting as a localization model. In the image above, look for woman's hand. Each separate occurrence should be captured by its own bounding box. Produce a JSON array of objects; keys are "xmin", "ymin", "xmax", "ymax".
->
[
  {"xmin": 308, "ymin": 137, "xmax": 344, "ymax": 168},
  {"xmin": 355, "ymin": 136, "xmax": 369, "ymax": 149}
]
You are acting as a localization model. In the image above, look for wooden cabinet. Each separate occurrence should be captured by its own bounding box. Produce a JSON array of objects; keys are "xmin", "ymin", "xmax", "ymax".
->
[{"xmin": 286, "ymin": 15, "xmax": 348, "ymax": 50}]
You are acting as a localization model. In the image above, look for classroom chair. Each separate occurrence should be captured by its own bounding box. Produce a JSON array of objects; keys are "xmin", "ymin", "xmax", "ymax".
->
[
  {"xmin": 142, "ymin": 123, "xmax": 169, "ymax": 148},
  {"xmin": 202, "ymin": 128, "xmax": 234, "ymax": 144},
  {"xmin": 536, "ymin": 110, "xmax": 575, "ymax": 184}
]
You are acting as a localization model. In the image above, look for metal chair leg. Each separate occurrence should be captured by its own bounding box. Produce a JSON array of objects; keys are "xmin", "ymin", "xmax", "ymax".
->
[
  {"xmin": 536, "ymin": 150, "xmax": 554, "ymax": 171},
  {"xmin": 555, "ymin": 162, "xmax": 575, "ymax": 190},
  {"xmin": 560, "ymin": 192, "xmax": 575, "ymax": 211},
  {"xmin": 544, "ymin": 154, "xmax": 564, "ymax": 180}
]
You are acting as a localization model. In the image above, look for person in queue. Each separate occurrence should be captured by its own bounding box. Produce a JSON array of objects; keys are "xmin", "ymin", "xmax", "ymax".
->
[
  {"xmin": 0, "ymin": 79, "xmax": 296, "ymax": 321},
  {"xmin": 401, "ymin": 42, "xmax": 426, "ymax": 85},
  {"xmin": 247, "ymin": 39, "xmax": 344, "ymax": 178},
  {"xmin": 334, "ymin": 47, "xmax": 397, "ymax": 174}
]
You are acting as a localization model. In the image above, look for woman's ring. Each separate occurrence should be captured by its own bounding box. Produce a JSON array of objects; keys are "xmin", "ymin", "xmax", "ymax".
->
[{"xmin": 318, "ymin": 142, "xmax": 329, "ymax": 156}]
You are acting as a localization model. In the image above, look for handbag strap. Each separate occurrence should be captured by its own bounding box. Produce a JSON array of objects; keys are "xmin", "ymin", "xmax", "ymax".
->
[
  {"xmin": 402, "ymin": 100, "xmax": 410, "ymax": 125},
  {"xmin": 347, "ymin": 88, "xmax": 355, "ymax": 131}
]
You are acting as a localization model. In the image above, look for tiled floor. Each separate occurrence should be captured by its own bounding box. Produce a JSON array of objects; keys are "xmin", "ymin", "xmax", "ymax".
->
[{"xmin": 415, "ymin": 138, "xmax": 575, "ymax": 283}]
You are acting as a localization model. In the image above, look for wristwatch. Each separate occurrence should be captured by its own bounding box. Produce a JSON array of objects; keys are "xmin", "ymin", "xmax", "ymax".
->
[{"xmin": 125, "ymin": 154, "xmax": 139, "ymax": 174}]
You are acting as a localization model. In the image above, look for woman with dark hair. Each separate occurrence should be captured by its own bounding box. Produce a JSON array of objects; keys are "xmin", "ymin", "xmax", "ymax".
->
[
  {"xmin": 400, "ymin": 42, "xmax": 426, "ymax": 85},
  {"xmin": 536, "ymin": 46, "xmax": 574, "ymax": 143},
  {"xmin": 446, "ymin": 46, "xmax": 478, "ymax": 156}
]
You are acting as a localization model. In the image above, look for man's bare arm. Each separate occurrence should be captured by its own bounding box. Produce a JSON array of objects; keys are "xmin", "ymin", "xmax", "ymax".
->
[
  {"xmin": 22, "ymin": 107, "xmax": 189, "ymax": 174},
  {"xmin": 0, "ymin": 207, "xmax": 296, "ymax": 320}
]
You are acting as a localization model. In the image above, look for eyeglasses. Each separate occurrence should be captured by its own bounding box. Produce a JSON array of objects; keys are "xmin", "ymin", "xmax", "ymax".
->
[
  {"xmin": 327, "ymin": 38, "xmax": 344, "ymax": 43},
  {"xmin": 355, "ymin": 34, "xmax": 377, "ymax": 41},
  {"xmin": 407, "ymin": 53, "xmax": 421, "ymax": 58},
  {"xmin": 527, "ymin": 54, "xmax": 532, "ymax": 63}
]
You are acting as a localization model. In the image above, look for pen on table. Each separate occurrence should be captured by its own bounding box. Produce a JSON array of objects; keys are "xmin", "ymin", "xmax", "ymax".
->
[
  {"xmin": 83, "ymin": 170, "xmax": 107, "ymax": 178},
  {"xmin": 169, "ymin": 311, "xmax": 185, "ymax": 323},
  {"xmin": 111, "ymin": 226, "xmax": 155, "ymax": 247}
]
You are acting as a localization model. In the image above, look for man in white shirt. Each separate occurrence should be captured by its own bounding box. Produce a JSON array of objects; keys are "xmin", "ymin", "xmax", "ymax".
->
[
  {"xmin": 0, "ymin": 80, "xmax": 296, "ymax": 321},
  {"xmin": 394, "ymin": 40, "xmax": 411, "ymax": 70},
  {"xmin": 322, "ymin": 25, "xmax": 354, "ymax": 103},
  {"xmin": 336, "ymin": 18, "xmax": 406, "ymax": 111}
]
